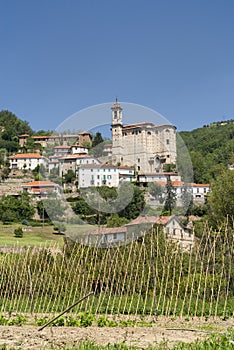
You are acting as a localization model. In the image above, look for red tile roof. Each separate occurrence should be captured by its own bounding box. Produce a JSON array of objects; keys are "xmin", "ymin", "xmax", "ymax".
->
[
  {"xmin": 118, "ymin": 166, "xmax": 135, "ymax": 170},
  {"xmin": 126, "ymin": 215, "xmax": 174, "ymax": 226},
  {"xmin": 9, "ymin": 153, "xmax": 42, "ymax": 159},
  {"xmin": 171, "ymin": 181, "xmax": 185, "ymax": 187},
  {"xmin": 85, "ymin": 227, "xmax": 127, "ymax": 235},
  {"xmin": 54, "ymin": 145, "xmax": 71, "ymax": 149},
  {"xmin": 22, "ymin": 180, "xmax": 57, "ymax": 187}
]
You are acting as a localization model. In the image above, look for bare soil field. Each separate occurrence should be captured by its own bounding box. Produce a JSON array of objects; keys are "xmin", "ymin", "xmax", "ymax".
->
[{"xmin": 0, "ymin": 317, "xmax": 233, "ymax": 349}]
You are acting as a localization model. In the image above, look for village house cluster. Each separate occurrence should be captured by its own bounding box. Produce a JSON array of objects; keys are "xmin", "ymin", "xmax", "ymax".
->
[
  {"xmin": 6, "ymin": 100, "xmax": 211, "ymax": 248},
  {"xmin": 9, "ymin": 100, "xmax": 210, "ymax": 201}
]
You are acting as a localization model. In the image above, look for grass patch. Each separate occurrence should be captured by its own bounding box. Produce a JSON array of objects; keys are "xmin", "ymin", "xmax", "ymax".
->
[{"xmin": 0, "ymin": 224, "xmax": 63, "ymax": 247}]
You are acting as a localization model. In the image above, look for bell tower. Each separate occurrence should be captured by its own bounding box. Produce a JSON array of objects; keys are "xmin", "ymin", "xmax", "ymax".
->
[
  {"xmin": 111, "ymin": 98, "xmax": 123, "ymax": 164},
  {"xmin": 111, "ymin": 98, "xmax": 122, "ymax": 126}
]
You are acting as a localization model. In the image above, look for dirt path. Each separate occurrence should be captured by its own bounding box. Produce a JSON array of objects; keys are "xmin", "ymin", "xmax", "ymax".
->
[{"xmin": 0, "ymin": 318, "xmax": 233, "ymax": 349}]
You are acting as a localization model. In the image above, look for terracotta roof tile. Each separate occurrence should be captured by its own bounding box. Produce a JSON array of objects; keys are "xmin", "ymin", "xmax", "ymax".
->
[
  {"xmin": 22, "ymin": 180, "xmax": 57, "ymax": 187},
  {"xmin": 126, "ymin": 215, "xmax": 174, "ymax": 226},
  {"xmin": 9, "ymin": 153, "xmax": 43, "ymax": 159},
  {"xmin": 85, "ymin": 227, "xmax": 127, "ymax": 235}
]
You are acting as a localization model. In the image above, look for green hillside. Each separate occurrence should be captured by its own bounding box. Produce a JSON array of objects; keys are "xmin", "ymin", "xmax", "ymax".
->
[{"xmin": 179, "ymin": 120, "xmax": 234, "ymax": 183}]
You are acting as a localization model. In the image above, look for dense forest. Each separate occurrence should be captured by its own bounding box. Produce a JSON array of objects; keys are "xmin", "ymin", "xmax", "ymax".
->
[{"xmin": 179, "ymin": 120, "xmax": 234, "ymax": 183}]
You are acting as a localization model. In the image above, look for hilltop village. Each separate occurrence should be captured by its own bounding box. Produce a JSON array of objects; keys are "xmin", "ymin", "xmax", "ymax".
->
[
  {"xmin": 0, "ymin": 100, "xmax": 215, "ymax": 249},
  {"xmin": 6, "ymin": 100, "xmax": 210, "ymax": 199}
]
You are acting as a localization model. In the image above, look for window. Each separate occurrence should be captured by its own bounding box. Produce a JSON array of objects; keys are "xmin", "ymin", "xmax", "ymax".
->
[
  {"xmin": 138, "ymin": 166, "xmax": 140, "ymax": 171},
  {"xmin": 166, "ymin": 139, "xmax": 170, "ymax": 145},
  {"xmin": 138, "ymin": 158, "xmax": 140, "ymax": 163},
  {"xmin": 147, "ymin": 131, "xmax": 151, "ymax": 136},
  {"xmin": 114, "ymin": 111, "xmax": 117, "ymax": 118},
  {"xmin": 97, "ymin": 175, "xmax": 100, "ymax": 179},
  {"xmin": 113, "ymin": 233, "xmax": 117, "ymax": 240},
  {"xmin": 107, "ymin": 175, "xmax": 112, "ymax": 179}
]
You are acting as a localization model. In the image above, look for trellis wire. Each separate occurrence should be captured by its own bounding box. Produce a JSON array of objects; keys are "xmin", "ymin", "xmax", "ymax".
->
[{"xmin": 0, "ymin": 224, "xmax": 233, "ymax": 318}]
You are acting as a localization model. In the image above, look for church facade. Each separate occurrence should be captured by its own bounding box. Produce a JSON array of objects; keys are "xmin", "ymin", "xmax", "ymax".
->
[{"xmin": 111, "ymin": 99, "xmax": 177, "ymax": 174}]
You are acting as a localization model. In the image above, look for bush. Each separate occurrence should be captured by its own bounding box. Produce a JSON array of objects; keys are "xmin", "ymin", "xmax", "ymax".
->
[{"xmin": 14, "ymin": 227, "xmax": 23, "ymax": 238}]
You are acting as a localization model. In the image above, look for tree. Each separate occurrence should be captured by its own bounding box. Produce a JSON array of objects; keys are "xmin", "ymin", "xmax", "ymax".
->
[
  {"xmin": 106, "ymin": 214, "xmax": 129, "ymax": 227},
  {"xmin": 0, "ymin": 193, "xmax": 35, "ymax": 223},
  {"xmin": 179, "ymin": 121, "xmax": 234, "ymax": 183},
  {"xmin": 148, "ymin": 183, "xmax": 164, "ymax": 203},
  {"xmin": 32, "ymin": 164, "xmax": 47, "ymax": 181},
  {"xmin": 163, "ymin": 179, "xmax": 176, "ymax": 215},
  {"xmin": 14, "ymin": 227, "xmax": 23, "ymax": 238},
  {"xmin": 63, "ymin": 169, "xmax": 76, "ymax": 184},
  {"xmin": 119, "ymin": 185, "xmax": 145, "ymax": 220},
  {"xmin": 0, "ymin": 110, "xmax": 33, "ymax": 153},
  {"xmin": 92, "ymin": 132, "xmax": 104, "ymax": 147},
  {"xmin": 207, "ymin": 169, "xmax": 234, "ymax": 227},
  {"xmin": 91, "ymin": 132, "xmax": 104, "ymax": 157}
]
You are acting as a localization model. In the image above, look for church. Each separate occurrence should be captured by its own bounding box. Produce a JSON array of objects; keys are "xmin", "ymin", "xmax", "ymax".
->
[{"xmin": 111, "ymin": 99, "xmax": 177, "ymax": 174}]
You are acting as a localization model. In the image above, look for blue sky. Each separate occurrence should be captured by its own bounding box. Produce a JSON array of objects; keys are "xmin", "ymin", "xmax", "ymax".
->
[{"xmin": 1, "ymin": 0, "xmax": 234, "ymax": 132}]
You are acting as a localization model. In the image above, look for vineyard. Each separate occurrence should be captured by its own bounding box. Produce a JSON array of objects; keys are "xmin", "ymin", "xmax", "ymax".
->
[{"xmin": 0, "ymin": 223, "xmax": 233, "ymax": 320}]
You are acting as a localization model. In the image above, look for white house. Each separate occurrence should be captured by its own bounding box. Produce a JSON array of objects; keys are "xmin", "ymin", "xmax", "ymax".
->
[
  {"xmin": 78, "ymin": 227, "xmax": 127, "ymax": 247},
  {"xmin": 78, "ymin": 164, "xmax": 119, "ymax": 188},
  {"xmin": 138, "ymin": 172, "xmax": 181, "ymax": 185},
  {"xmin": 118, "ymin": 166, "xmax": 135, "ymax": 182},
  {"xmin": 126, "ymin": 215, "xmax": 194, "ymax": 250},
  {"xmin": 191, "ymin": 183, "xmax": 210, "ymax": 201},
  {"xmin": 59, "ymin": 154, "xmax": 100, "ymax": 177},
  {"xmin": 8, "ymin": 153, "xmax": 48, "ymax": 170},
  {"xmin": 70, "ymin": 145, "xmax": 88, "ymax": 154}
]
